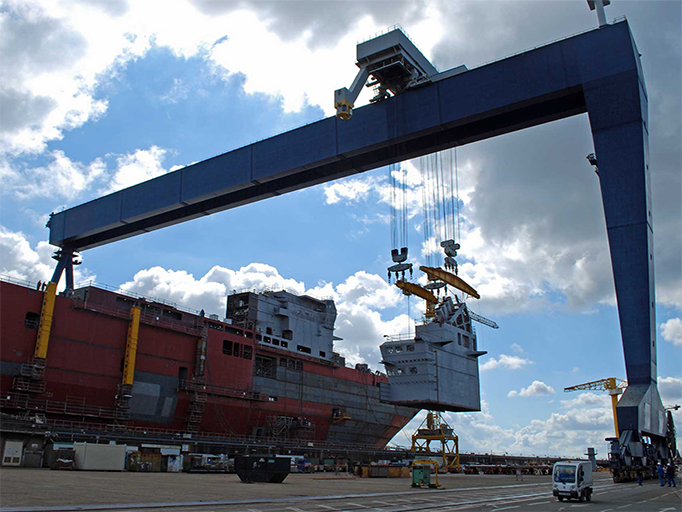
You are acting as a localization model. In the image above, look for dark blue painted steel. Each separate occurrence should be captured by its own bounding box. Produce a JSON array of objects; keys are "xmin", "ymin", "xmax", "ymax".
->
[
  {"xmin": 181, "ymin": 147, "xmax": 252, "ymax": 204},
  {"xmin": 61, "ymin": 191, "xmax": 124, "ymax": 242},
  {"xmin": 122, "ymin": 170, "xmax": 182, "ymax": 223},
  {"xmin": 50, "ymin": 22, "xmax": 645, "ymax": 251},
  {"xmin": 46, "ymin": 21, "xmax": 661, "ymax": 435},
  {"xmin": 252, "ymin": 118, "xmax": 338, "ymax": 181}
]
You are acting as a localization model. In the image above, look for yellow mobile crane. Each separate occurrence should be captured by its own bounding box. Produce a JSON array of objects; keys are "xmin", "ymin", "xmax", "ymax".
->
[{"xmin": 564, "ymin": 378, "xmax": 627, "ymax": 437}]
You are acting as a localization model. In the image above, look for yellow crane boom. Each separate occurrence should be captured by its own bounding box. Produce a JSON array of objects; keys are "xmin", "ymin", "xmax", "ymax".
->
[{"xmin": 564, "ymin": 377, "xmax": 627, "ymax": 437}]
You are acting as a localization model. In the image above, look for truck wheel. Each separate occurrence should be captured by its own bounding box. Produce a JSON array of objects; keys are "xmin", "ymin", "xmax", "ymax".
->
[
  {"xmin": 578, "ymin": 491, "xmax": 584, "ymax": 502},
  {"xmin": 558, "ymin": 497, "xmax": 563, "ymax": 502},
  {"xmin": 586, "ymin": 489, "xmax": 592, "ymax": 502}
]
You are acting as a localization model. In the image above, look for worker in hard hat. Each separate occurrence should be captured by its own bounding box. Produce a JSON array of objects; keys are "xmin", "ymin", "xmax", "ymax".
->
[
  {"xmin": 666, "ymin": 463, "xmax": 677, "ymax": 487},
  {"xmin": 656, "ymin": 463, "xmax": 666, "ymax": 486}
]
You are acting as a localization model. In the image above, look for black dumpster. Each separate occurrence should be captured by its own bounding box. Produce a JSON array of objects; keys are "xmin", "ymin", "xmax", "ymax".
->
[{"xmin": 234, "ymin": 455, "xmax": 290, "ymax": 483}]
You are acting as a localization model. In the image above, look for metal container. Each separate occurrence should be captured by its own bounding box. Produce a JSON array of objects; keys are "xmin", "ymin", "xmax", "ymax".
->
[{"xmin": 235, "ymin": 455, "xmax": 290, "ymax": 483}]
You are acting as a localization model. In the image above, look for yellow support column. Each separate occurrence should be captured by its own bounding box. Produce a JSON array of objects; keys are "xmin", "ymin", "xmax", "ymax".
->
[
  {"xmin": 122, "ymin": 307, "xmax": 141, "ymax": 386},
  {"xmin": 34, "ymin": 282, "xmax": 58, "ymax": 360},
  {"xmin": 608, "ymin": 377, "xmax": 620, "ymax": 437}
]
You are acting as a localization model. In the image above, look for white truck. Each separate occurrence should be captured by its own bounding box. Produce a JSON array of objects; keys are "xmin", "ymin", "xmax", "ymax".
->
[{"xmin": 552, "ymin": 460, "xmax": 594, "ymax": 502}]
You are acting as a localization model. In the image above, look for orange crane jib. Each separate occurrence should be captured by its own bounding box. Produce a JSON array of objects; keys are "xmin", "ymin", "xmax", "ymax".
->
[{"xmin": 419, "ymin": 266, "xmax": 481, "ymax": 299}]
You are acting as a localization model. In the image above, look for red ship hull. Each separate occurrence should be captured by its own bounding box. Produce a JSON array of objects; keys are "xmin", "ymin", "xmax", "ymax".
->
[{"xmin": 0, "ymin": 280, "xmax": 416, "ymax": 448}]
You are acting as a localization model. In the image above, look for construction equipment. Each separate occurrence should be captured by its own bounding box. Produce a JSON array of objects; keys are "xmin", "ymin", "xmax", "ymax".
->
[
  {"xmin": 420, "ymin": 266, "xmax": 480, "ymax": 300},
  {"xmin": 116, "ymin": 306, "xmax": 141, "ymax": 420},
  {"xmin": 564, "ymin": 378, "xmax": 627, "ymax": 437},
  {"xmin": 411, "ymin": 412, "xmax": 460, "ymax": 472},
  {"xmin": 411, "ymin": 459, "xmax": 442, "ymax": 488},
  {"xmin": 334, "ymin": 27, "xmax": 438, "ymax": 120}
]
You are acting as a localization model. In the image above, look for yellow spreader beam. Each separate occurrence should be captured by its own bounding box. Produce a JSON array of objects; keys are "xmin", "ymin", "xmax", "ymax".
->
[
  {"xmin": 395, "ymin": 280, "xmax": 438, "ymax": 303},
  {"xmin": 419, "ymin": 266, "xmax": 480, "ymax": 299},
  {"xmin": 122, "ymin": 307, "xmax": 141, "ymax": 386},
  {"xmin": 34, "ymin": 282, "xmax": 58, "ymax": 360}
]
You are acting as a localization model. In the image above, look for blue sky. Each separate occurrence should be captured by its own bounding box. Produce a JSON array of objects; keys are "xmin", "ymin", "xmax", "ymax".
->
[{"xmin": 1, "ymin": 0, "xmax": 680, "ymax": 458}]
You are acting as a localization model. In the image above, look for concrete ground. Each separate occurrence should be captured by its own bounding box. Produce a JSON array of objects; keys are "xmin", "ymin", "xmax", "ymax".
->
[
  {"xmin": 1, "ymin": 468, "xmax": 679, "ymax": 512},
  {"xmin": 0, "ymin": 469, "xmax": 559, "ymax": 507}
]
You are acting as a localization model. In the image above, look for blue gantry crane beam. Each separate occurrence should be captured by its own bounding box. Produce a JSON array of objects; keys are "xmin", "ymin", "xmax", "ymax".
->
[{"xmin": 46, "ymin": 19, "xmax": 669, "ymax": 471}]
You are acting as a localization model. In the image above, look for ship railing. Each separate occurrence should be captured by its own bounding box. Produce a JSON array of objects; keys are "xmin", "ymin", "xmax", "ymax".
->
[
  {"xmin": 74, "ymin": 279, "xmax": 202, "ymax": 316},
  {"xmin": 76, "ymin": 300, "xmax": 204, "ymax": 336},
  {"xmin": 0, "ymin": 395, "xmax": 118, "ymax": 420},
  {"xmin": 0, "ymin": 274, "xmax": 39, "ymax": 289},
  {"xmin": 383, "ymin": 333, "xmax": 415, "ymax": 343},
  {"xmin": 2, "ymin": 416, "xmax": 406, "ymax": 453},
  {"xmin": 178, "ymin": 380, "xmax": 268, "ymax": 402}
]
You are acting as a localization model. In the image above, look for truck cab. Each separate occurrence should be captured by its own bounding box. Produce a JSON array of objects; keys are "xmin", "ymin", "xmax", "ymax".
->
[{"xmin": 552, "ymin": 461, "xmax": 594, "ymax": 502}]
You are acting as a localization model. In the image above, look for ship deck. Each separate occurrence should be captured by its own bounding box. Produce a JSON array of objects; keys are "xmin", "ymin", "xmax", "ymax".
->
[{"xmin": 0, "ymin": 469, "xmax": 679, "ymax": 512}]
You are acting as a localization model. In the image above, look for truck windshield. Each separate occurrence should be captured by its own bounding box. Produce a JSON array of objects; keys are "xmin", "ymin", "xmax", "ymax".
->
[{"xmin": 554, "ymin": 465, "xmax": 576, "ymax": 483}]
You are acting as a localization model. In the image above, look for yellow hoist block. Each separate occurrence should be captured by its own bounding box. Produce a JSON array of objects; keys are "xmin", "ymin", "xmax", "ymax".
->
[
  {"xmin": 34, "ymin": 282, "xmax": 58, "ymax": 360},
  {"xmin": 122, "ymin": 307, "xmax": 141, "ymax": 386}
]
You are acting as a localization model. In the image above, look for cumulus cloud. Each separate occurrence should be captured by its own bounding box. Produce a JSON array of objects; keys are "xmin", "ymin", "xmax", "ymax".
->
[
  {"xmin": 560, "ymin": 392, "xmax": 609, "ymax": 409},
  {"xmin": 0, "ymin": 227, "xmax": 95, "ymax": 289},
  {"xmin": 99, "ymin": 146, "xmax": 169, "ymax": 194},
  {"xmin": 480, "ymin": 354, "xmax": 534, "ymax": 371},
  {"xmin": 1, "ymin": 1, "xmax": 677, "ymax": 314},
  {"xmin": 116, "ymin": 262, "xmax": 412, "ymax": 367},
  {"xmin": 1, "ymin": 145, "xmax": 171, "ymax": 202},
  {"xmin": 658, "ymin": 376, "xmax": 682, "ymax": 404},
  {"xmin": 119, "ymin": 263, "xmax": 306, "ymax": 317},
  {"xmin": 0, "ymin": 0, "xmax": 440, "ymax": 160},
  {"xmin": 508, "ymin": 381, "xmax": 555, "ymax": 398},
  {"xmin": 397, "ymin": 394, "xmax": 614, "ymax": 458},
  {"xmin": 660, "ymin": 318, "xmax": 682, "ymax": 347},
  {"xmin": 7, "ymin": 150, "xmax": 106, "ymax": 200},
  {"xmin": 324, "ymin": 177, "xmax": 380, "ymax": 205}
]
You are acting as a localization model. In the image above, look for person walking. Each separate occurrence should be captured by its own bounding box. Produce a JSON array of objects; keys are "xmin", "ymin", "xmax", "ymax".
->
[
  {"xmin": 666, "ymin": 463, "xmax": 677, "ymax": 487},
  {"xmin": 656, "ymin": 463, "xmax": 666, "ymax": 486},
  {"xmin": 636, "ymin": 466, "xmax": 643, "ymax": 486}
]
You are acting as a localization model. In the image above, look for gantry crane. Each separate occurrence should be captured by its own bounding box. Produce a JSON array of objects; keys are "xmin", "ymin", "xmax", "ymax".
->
[
  {"xmin": 411, "ymin": 411, "xmax": 460, "ymax": 472},
  {"xmin": 564, "ymin": 378, "xmax": 627, "ymax": 437}
]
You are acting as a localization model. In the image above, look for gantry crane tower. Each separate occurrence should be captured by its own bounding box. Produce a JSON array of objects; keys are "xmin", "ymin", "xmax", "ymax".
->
[
  {"xmin": 411, "ymin": 411, "xmax": 460, "ymax": 472},
  {"xmin": 564, "ymin": 378, "xmax": 627, "ymax": 437}
]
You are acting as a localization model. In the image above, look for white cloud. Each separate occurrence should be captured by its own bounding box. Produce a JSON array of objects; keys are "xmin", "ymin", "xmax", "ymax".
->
[
  {"xmin": 161, "ymin": 77, "xmax": 190, "ymax": 104},
  {"xmin": 0, "ymin": 1, "xmax": 437, "ymax": 158},
  {"xmin": 119, "ymin": 262, "xmax": 306, "ymax": 317},
  {"xmin": 658, "ymin": 376, "xmax": 682, "ymax": 404},
  {"xmin": 115, "ymin": 261, "xmax": 417, "ymax": 369},
  {"xmin": 560, "ymin": 392, "xmax": 609, "ymax": 409},
  {"xmin": 2, "ymin": 1, "xmax": 678, "ymax": 315},
  {"xmin": 324, "ymin": 177, "xmax": 380, "ymax": 205},
  {"xmin": 660, "ymin": 318, "xmax": 682, "ymax": 347},
  {"xmin": 2, "ymin": 145, "xmax": 171, "ymax": 202},
  {"xmin": 99, "ymin": 145, "xmax": 169, "ymax": 194},
  {"xmin": 8, "ymin": 150, "xmax": 106, "ymax": 200},
  {"xmin": 480, "ymin": 354, "xmax": 534, "ymax": 371},
  {"xmin": 0, "ymin": 226, "xmax": 95, "ymax": 289},
  {"xmin": 396, "ymin": 394, "xmax": 615, "ymax": 458},
  {"xmin": 335, "ymin": 271, "xmax": 400, "ymax": 310},
  {"xmin": 509, "ymin": 381, "xmax": 555, "ymax": 398},
  {"xmin": 511, "ymin": 343, "xmax": 524, "ymax": 354}
]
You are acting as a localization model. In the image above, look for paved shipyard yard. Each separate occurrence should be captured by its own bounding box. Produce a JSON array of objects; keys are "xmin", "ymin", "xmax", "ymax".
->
[{"xmin": 0, "ymin": 469, "xmax": 680, "ymax": 512}]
